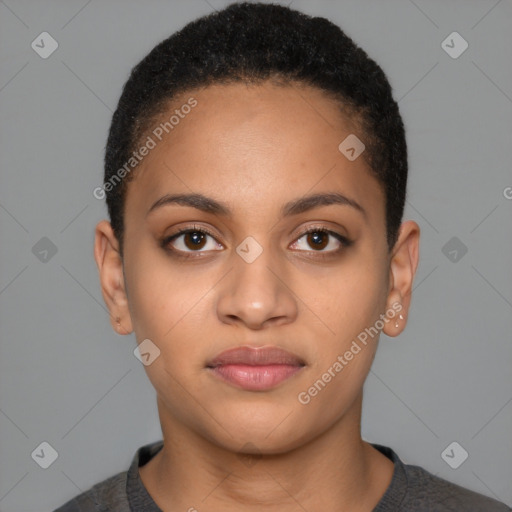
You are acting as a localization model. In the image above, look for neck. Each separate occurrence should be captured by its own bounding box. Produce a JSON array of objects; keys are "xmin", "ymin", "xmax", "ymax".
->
[{"xmin": 139, "ymin": 392, "xmax": 394, "ymax": 512}]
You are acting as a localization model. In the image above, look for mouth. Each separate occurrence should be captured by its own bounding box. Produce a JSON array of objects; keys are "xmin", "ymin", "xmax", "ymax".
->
[{"xmin": 206, "ymin": 345, "xmax": 306, "ymax": 391}]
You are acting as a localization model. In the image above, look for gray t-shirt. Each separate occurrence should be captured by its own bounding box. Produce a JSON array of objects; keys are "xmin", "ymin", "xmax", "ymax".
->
[{"xmin": 54, "ymin": 441, "xmax": 510, "ymax": 511}]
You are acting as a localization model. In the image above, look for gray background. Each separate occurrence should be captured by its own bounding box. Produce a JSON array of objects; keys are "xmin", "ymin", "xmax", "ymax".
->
[{"xmin": 1, "ymin": 0, "xmax": 511, "ymax": 510}]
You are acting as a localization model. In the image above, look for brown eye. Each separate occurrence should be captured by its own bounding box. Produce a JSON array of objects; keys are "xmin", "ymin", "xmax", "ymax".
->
[
  {"xmin": 183, "ymin": 231, "xmax": 207, "ymax": 250},
  {"xmin": 163, "ymin": 227, "xmax": 224, "ymax": 254},
  {"xmin": 306, "ymin": 231, "xmax": 329, "ymax": 250},
  {"xmin": 289, "ymin": 228, "xmax": 351, "ymax": 254}
]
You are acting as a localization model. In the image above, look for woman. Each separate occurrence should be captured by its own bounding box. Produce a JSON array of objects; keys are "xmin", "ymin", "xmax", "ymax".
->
[{"xmin": 56, "ymin": 2, "xmax": 510, "ymax": 510}]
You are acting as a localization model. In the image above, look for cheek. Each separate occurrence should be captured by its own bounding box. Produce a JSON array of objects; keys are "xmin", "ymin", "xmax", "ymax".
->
[
  {"xmin": 124, "ymin": 244, "xmax": 217, "ymax": 338},
  {"xmin": 124, "ymin": 248, "xmax": 224, "ymax": 393},
  {"xmin": 292, "ymin": 251, "xmax": 388, "ymax": 401},
  {"xmin": 292, "ymin": 274, "xmax": 386, "ymax": 427},
  {"xmin": 124, "ymin": 254, "xmax": 216, "ymax": 406},
  {"xmin": 294, "ymin": 255, "xmax": 387, "ymax": 339}
]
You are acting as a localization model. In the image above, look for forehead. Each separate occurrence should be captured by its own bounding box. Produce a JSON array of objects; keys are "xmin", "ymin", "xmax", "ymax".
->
[{"xmin": 125, "ymin": 81, "xmax": 384, "ymax": 224}]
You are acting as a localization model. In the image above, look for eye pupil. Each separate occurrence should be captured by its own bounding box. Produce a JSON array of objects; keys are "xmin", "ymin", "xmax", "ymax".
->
[
  {"xmin": 307, "ymin": 231, "xmax": 328, "ymax": 250},
  {"xmin": 185, "ymin": 231, "xmax": 207, "ymax": 250}
]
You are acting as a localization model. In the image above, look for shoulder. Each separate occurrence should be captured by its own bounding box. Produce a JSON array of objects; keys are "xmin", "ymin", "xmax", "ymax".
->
[
  {"xmin": 372, "ymin": 444, "xmax": 511, "ymax": 512},
  {"xmin": 403, "ymin": 463, "xmax": 510, "ymax": 511},
  {"xmin": 53, "ymin": 471, "xmax": 129, "ymax": 512},
  {"xmin": 53, "ymin": 440, "xmax": 164, "ymax": 512}
]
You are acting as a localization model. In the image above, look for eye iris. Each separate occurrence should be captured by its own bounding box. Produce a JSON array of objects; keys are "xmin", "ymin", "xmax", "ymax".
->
[
  {"xmin": 184, "ymin": 231, "xmax": 207, "ymax": 250},
  {"xmin": 307, "ymin": 231, "xmax": 328, "ymax": 250}
]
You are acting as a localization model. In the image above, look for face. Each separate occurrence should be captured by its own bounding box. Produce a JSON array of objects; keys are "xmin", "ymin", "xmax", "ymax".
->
[{"xmin": 95, "ymin": 81, "xmax": 419, "ymax": 455}]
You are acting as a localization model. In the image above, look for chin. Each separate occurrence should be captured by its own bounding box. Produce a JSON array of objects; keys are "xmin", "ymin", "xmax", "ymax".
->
[{"xmin": 201, "ymin": 414, "xmax": 315, "ymax": 456}]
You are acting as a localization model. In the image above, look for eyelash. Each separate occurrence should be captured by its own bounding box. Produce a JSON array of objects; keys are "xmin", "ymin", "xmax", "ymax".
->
[{"xmin": 161, "ymin": 224, "xmax": 353, "ymax": 260}]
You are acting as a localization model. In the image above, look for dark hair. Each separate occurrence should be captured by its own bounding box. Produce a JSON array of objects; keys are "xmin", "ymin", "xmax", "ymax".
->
[{"xmin": 104, "ymin": 1, "xmax": 407, "ymax": 256}]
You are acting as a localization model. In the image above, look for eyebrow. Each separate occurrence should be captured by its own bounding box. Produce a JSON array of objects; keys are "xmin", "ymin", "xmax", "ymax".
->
[{"xmin": 147, "ymin": 192, "xmax": 366, "ymax": 219}]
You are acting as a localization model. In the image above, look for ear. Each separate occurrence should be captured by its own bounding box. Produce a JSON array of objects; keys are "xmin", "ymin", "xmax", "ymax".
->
[
  {"xmin": 94, "ymin": 220, "xmax": 133, "ymax": 335},
  {"xmin": 382, "ymin": 220, "xmax": 420, "ymax": 337}
]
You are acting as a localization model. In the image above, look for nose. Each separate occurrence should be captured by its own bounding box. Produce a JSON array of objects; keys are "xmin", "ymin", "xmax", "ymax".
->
[{"xmin": 215, "ymin": 244, "xmax": 298, "ymax": 330}]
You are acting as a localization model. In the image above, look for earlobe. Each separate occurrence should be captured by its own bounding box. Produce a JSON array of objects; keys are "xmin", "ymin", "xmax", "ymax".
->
[
  {"xmin": 382, "ymin": 220, "xmax": 420, "ymax": 338},
  {"xmin": 94, "ymin": 220, "xmax": 133, "ymax": 335}
]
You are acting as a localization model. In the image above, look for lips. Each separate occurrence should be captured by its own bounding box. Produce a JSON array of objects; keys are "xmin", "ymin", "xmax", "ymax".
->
[
  {"xmin": 207, "ymin": 346, "xmax": 305, "ymax": 367},
  {"xmin": 206, "ymin": 346, "xmax": 305, "ymax": 391}
]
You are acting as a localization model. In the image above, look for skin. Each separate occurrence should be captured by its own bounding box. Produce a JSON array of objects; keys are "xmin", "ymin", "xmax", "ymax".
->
[{"xmin": 94, "ymin": 81, "xmax": 419, "ymax": 511}]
